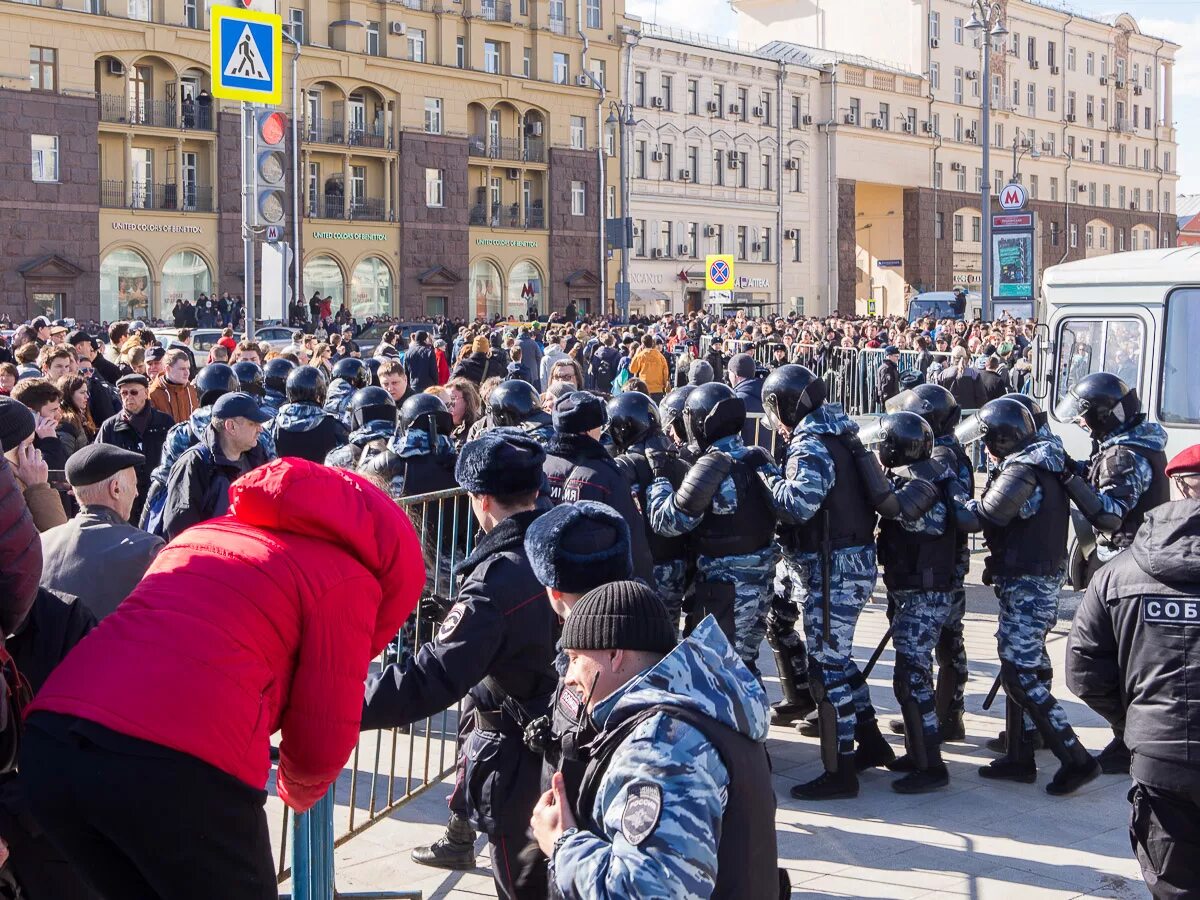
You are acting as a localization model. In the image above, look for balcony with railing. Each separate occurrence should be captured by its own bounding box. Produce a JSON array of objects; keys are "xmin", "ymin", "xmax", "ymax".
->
[
  {"xmin": 103, "ymin": 180, "xmax": 211, "ymax": 211},
  {"xmin": 478, "ymin": 0, "xmax": 511, "ymax": 22},
  {"xmin": 97, "ymin": 94, "xmax": 215, "ymax": 131},
  {"xmin": 467, "ymin": 136, "xmax": 546, "ymax": 163},
  {"xmin": 545, "ymin": 13, "xmax": 570, "ymax": 34},
  {"xmin": 305, "ymin": 118, "xmax": 345, "ymax": 145},
  {"xmin": 182, "ymin": 185, "xmax": 214, "ymax": 212},
  {"xmin": 348, "ymin": 122, "xmax": 389, "ymax": 149},
  {"xmin": 469, "ymin": 202, "xmax": 545, "ymax": 229},
  {"xmin": 350, "ymin": 197, "xmax": 388, "ymax": 221},
  {"xmin": 400, "ymin": 0, "xmax": 429, "ymax": 8}
]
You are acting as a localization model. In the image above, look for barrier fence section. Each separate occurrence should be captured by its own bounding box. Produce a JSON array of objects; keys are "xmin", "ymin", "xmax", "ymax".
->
[{"xmin": 279, "ymin": 487, "xmax": 476, "ymax": 900}]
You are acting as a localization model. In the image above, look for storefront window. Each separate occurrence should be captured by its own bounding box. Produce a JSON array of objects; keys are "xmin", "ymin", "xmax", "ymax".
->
[
  {"xmin": 161, "ymin": 251, "xmax": 212, "ymax": 306},
  {"xmin": 470, "ymin": 259, "xmax": 503, "ymax": 321},
  {"xmin": 350, "ymin": 256, "xmax": 392, "ymax": 320},
  {"xmin": 100, "ymin": 249, "xmax": 152, "ymax": 323},
  {"xmin": 507, "ymin": 260, "xmax": 544, "ymax": 319},
  {"xmin": 303, "ymin": 255, "xmax": 344, "ymax": 319}
]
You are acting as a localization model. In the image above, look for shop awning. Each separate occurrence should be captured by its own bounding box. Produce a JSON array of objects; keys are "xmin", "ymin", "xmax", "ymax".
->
[{"xmin": 632, "ymin": 288, "xmax": 671, "ymax": 303}]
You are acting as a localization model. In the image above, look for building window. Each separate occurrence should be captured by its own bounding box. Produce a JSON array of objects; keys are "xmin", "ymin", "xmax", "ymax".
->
[
  {"xmin": 971, "ymin": 215, "xmax": 981, "ymax": 243},
  {"xmin": 523, "ymin": 47, "xmax": 531, "ymax": 78},
  {"xmin": 738, "ymin": 151, "xmax": 748, "ymax": 188},
  {"xmin": 953, "ymin": 68, "xmax": 963, "ymax": 105},
  {"xmin": 713, "ymin": 83, "xmax": 724, "ymax": 117},
  {"xmin": 634, "ymin": 219, "xmax": 646, "ymax": 256},
  {"xmin": 29, "ymin": 46, "xmax": 56, "ymax": 92},
  {"xmin": 1030, "ymin": 174, "xmax": 1038, "ymax": 199},
  {"xmin": 1086, "ymin": 225, "xmax": 1095, "ymax": 249},
  {"xmin": 408, "ymin": 27, "xmax": 425, "ymax": 62},
  {"xmin": 953, "ymin": 17, "xmax": 963, "ymax": 44},
  {"xmin": 100, "ymin": 249, "xmax": 152, "ymax": 322},
  {"xmin": 607, "ymin": 185, "xmax": 616, "ymax": 218},
  {"xmin": 737, "ymin": 87, "xmax": 749, "ymax": 121},
  {"xmin": 184, "ymin": 0, "xmax": 196, "ymax": 28},
  {"xmin": 761, "ymin": 154, "xmax": 771, "ymax": 191},
  {"xmin": 659, "ymin": 221, "xmax": 672, "ymax": 256},
  {"xmin": 687, "ymin": 145, "xmax": 699, "ymax": 181},
  {"xmin": 1068, "ymin": 46, "xmax": 1076, "ymax": 71},
  {"xmin": 687, "ymin": 79, "xmax": 698, "ymax": 115},
  {"xmin": 928, "ymin": 10, "xmax": 939, "ymax": 41},
  {"xmin": 634, "ymin": 71, "xmax": 646, "ymax": 107},
  {"xmin": 425, "ymin": 168, "xmax": 443, "ymax": 207},
  {"xmin": 661, "ymin": 74, "xmax": 673, "ymax": 111},
  {"xmin": 933, "ymin": 161, "xmax": 943, "ymax": 189},
  {"xmin": 1070, "ymin": 224, "xmax": 1078, "ymax": 248},
  {"xmin": 935, "ymin": 212, "xmax": 944, "ymax": 240},
  {"xmin": 484, "ymin": 41, "xmax": 501, "ymax": 74},
  {"xmin": 713, "ymin": 224, "xmax": 724, "ymax": 254},
  {"xmin": 713, "ymin": 149, "xmax": 724, "ymax": 186},
  {"xmin": 553, "ymin": 52, "xmax": 568, "ymax": 84},
  {"xmin": 456, "ymin": 37, "xmax": 465, "ymax": 68},
  {"xmin": 570, "ymin": 115, "xmax": 585, "ymax": 149},
  {"xmin": 570, "ymin": 180, "xmax": 585, "ymax": 216},
  {"xmin": 288, "ymin": 8, "xmax": 305, "ymax": 43},
  {"xmin": 686, "ymin": 222, "xmax": 698, "ymax": 257},
  {"xmin": 761, "ymin": 91, "xmax": 772, "ymax": 125},
  {"xmin": 1048, "ymin": 41, "xmax": 1056, "ymax": 69},
  {"xmin": 878, "ymin": 102, "xmax": 889, "ymax": 129},
  {"xmin": 736, "ymin": 225, "xmax": 748, "ymax": 260},
  {"xmin": 590, "ymin": 58, "xmax": 606, "ymax": 90},
  {"xmin": 634, "ymin": 140, "xmax": 646, "ymax": 179},
  {"xmin": 586, "ymin": 0, "xmax": 600, "ymax": 28},
  {"xmin": 31, "ymin": 134, "xmax": 57, "ymax": 182},
  {"xmin": 762, "ymin": 227, "xmax": 771, "ymax": 261},
  {"xmin": 1027, "ymin": 83, "xmax": 1036, "ymax": 116},
  {"xmin": 1086, "ymin": 52, "xmax": 1094, "ymax": 76},
  {"xmin": 1047, "ymin": 86, "xmax": 1056, "ymax": 113},
  {"xmin": 956, "ymin": 168, "xmax": 966, "ymax": 192},
  {"xmin": 953, "ymin": 214, "xmax": 964, "ymax": 242},
  {"xmin": 128, "ymin": 0, "xmax": 149, "ymax": 21},
  {"xmin": 849, "ymin": 97, "xmax": 860, "ymax": 125},
  {"xmin": 366, "ymin": 22, "xmax": 380, "ymax": 56},
  {"xmin": 424, "ymin": 97, "xmax": 442, "ymax": 134},
  {"xmin": 1050, "ymin": 221, "xmax": 1060, "ymax": 246},
  {"xmin": 661, "ymin": 143, "xmax": 673, "ymax": 180}
]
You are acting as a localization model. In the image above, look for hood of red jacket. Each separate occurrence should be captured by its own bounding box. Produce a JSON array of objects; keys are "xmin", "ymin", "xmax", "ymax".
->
[{"xmin": 227, "ymin": 457, "xmax": 422, "ymax": 653}]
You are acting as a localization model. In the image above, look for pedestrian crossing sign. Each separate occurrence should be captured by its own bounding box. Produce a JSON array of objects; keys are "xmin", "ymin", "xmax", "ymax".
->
[
  {"xmin": 211, "ymin": 5, "xmax": 282, "ymax": 105},
  {"xmin": 705, "ymin": 254, "xmax": 735, "ymax": 291}
]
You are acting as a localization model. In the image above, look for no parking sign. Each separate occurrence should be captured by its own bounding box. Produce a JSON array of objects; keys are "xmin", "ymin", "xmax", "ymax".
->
[{"xmin": 705, "ymin": 255, "xmax": 735, "ymax": 292}]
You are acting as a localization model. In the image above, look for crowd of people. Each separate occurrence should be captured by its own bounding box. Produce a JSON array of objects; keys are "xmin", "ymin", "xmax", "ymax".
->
[{"xmin": 0, "ymin": 303, "xmax": 1195, "ymax": 900}]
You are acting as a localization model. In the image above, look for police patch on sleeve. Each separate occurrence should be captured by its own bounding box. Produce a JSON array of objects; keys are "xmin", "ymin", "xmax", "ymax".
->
[
  {"xmin": 1143, "ymin": 596, "xmax": 1200, "ymax": 624},
  {"xmin": 620, "ymin": 783, "xmax": 662, "ymax": 846},
  {"xmin": 437, "ymin": 603, "xmax": 466, "ymax": 643}
]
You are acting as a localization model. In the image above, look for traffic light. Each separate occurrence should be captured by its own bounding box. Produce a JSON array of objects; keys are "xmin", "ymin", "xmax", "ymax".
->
[{"xmin": 253, "ymin": 110, "xmax": 288, "ymax": 229}]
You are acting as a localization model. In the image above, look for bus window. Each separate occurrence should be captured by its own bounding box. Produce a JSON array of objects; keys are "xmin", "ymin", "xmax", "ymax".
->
[
  {"xmin": 1161, "ymin": 289, "xmax": 1200, "ymax": 426},
  {"xmin": 1053, "ymin": 317, "xmax": 1144, "ymax": 417}
]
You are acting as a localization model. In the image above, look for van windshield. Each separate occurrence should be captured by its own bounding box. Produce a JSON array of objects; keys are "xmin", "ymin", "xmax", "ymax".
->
[{"xmin": 1162, "ymin": 288, "xmax": 1200, "ymax": 425}]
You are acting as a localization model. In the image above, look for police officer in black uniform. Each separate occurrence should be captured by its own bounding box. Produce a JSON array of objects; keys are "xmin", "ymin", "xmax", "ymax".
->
[
  {"xmin": 608, "ymin": 391, "xmax": 691, "ymax": 631},
  {"xmin": 362, "ymin": 431, "xmax": 558, "ymax": 900},
  {"xmin": 270, "ymin": 365, "xmax": 350, "ymax": 463},
  {"xmin": 323, "ymin": 386, "xmax": 397, "ymax": 470},
  {"xmin": 361, "ymin": 393, "xmax": 458, "ymax": 498},
  {"xmin": 324, "ymin": 357, "xmax": 370, "ymax": 424},
  {"xmin": 658, "ymin": 385, "xmax": 699, "ymax": 463},
  {"xmin": 1067, "ymin": 467, "xmax": 1200, "ymax": 898},
  {"xmin": 232, "ymin": 360, "xmax": 265, "ymax": 403},
  {"xmin": 262, "ymin": 357, "xmax": 294, "ymax": 416}
]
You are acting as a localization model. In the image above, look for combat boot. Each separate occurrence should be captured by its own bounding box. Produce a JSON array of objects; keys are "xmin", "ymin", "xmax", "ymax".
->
[
  {"xmin": 986, "ymin": 728, "xmax": 1044, "ymax": 753},
  {"xmin": 410, "ymin": 814, "xmax": 477, "ymax": 870},
  {"xmin": 1096, "ymin": 735, "xmax": 1131, "ymax": 775},
  {"xmin": 790, "ymin": 755, "xmax": 859, "ymax": 801},
  {"xmin": 853, "ymin": 718, "xmax": 895, "ymax": 772},
  {"xmin": 889, "ymin": 707, "xmax": 965, "ymax": 742},
  {"xmin": 892, "ymin": 744, "xmax": 949, "ymax": 794},
  {"xmin": 772, "ymin": 694, "xmax": 817, "ymax": 726},
  {"xmin": 1045, "ymin": 745, "xmax": 1100, "ymax": 796},
  {"xmin": 979, "ymin": 697, "xmax": 1037, "ymax": 783},
  {"xmin": 795, "ymin": 710, "xmax": 819, "ymax": 736}
]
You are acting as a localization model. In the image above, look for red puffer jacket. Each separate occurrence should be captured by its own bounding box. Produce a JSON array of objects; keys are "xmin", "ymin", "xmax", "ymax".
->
[{"xmin": 28, "ymin": 458, "xmax": 424, "ymax": 812}]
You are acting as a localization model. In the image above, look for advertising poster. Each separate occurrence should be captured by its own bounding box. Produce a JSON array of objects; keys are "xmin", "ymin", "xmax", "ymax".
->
[{"xmin": 992, "ymin": 232, "xmax": 1034, "ymax": 299}]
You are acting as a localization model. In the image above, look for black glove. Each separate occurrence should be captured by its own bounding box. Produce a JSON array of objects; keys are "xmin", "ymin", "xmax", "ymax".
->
[
  {"xmin": 675, "ymin": 451, "xmax": 733, "ymax": 517},
  {"xmin": 741, "ymin": 446, "xmax": 774, "ymax": 471},
  {"xmin": 646, "ymin": 448, "xmax": 672, "ymax": 479}
]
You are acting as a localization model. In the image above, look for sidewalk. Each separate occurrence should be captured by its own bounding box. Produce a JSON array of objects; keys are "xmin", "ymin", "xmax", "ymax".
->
[{"xmin": 275, "ymin": 573, "xmax": 1145, "ymax": 899}]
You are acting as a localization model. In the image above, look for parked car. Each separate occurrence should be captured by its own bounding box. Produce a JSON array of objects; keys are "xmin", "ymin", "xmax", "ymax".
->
[{"xmin": 353, "ymin": 321, "xmax": 430, "ymax": 356}]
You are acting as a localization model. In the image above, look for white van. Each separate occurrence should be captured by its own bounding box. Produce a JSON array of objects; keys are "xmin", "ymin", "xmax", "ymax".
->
[{"xmin": 1035, "ymin": 247, "xmax": 1200, "ymax": 463}]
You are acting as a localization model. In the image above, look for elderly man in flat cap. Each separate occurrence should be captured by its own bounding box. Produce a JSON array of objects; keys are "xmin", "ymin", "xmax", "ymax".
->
[
  {"xmin": 40, "ymin": 443, "xmax": 164, "ymax": 621},
  {"xmin": 97, "ymin": 373, "xmax": 175, "ymax": 525}
]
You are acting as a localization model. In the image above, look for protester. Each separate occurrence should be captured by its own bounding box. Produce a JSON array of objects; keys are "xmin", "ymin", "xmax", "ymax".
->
[
  {"xmin": 96, "ymin": 374, "xmax": 174, "ymax": 526},
  {"xmin": 0, "ymin": 398, "xmax": 66, "ymax": 532},
  {"xmin": 149, "ymin": 348, "xmax": 200, "ymax": 423}
]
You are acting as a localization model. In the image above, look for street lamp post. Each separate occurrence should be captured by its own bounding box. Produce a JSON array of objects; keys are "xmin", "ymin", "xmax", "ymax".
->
[
  {"xmin": 932, "ymin": 132, "xmax": 943, "ymax": 291},
  {"xmin": 605, "ymin": 98, "xmax": 636, "ymax": 322},
  {"xmin": 966, "ymin": 2, "xmax": 1007, "ymax": 321}
]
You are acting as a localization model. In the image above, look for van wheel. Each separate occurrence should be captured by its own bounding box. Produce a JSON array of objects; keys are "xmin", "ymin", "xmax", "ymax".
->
[{"xmin": 1067, "ymin": 534, "xmax": 1090, "ymax": 592}]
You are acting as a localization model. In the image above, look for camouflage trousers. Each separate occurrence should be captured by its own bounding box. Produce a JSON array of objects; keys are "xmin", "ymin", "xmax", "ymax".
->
[
  {"xmin": 994, "ymin": 572, "xmax": 1075, "ymax": 742},
  {"xmin": 794, "ymin": 546, "xmax": 879, "ymax": 754},
  {"xmin": 891, "ymin": 589, "xmax": 953, "ymax": 745},
  {"xmin": 696, "ymin": 548, "xmax": 778, "ymax": 674},
  {"xmin": 934, "ymin": 546, "xmax": 972, "ymax": 710},
  {"xmin": 654, "ymin": 557, "xmax": 689, "ymax": 637},
  {"xmin": 767, "ymin": 558, "xmax": 808, "ymax": 683}
]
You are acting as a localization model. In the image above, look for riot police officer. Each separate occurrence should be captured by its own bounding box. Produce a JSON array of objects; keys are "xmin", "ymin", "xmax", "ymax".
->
[
  {"xmin": 1056, "ymin": 372, "xmax": 1169, "ymax": 774},
  {"xmin": 324, "ymin": 357, "xmax": 370, "ymax": 425},
  {"xmin": 232, "ymin": 360, "xmax": 265, "ymax": 402},
  {"xmin": 969, "ymin": 397, "xmax": 1099, "ymax": 795},
  {"xmin": 262, "ymin": 357, "xmax": 295, "ymax": 416},
  {"xmin": 874, "ymin": 411, "xmax": 977, "ymax": 793},
  {"xmin": 646, "ymin": 382, "xmax": 778, "ymax": 674},
  {"xmin": 886, "ymin": 384, "xmax": 973, "ymax": 741},
  {"xmin": 324, "ymin": 386, "xmax": 397, "ymax": 470},
  {"xmin": 363, "ymin": 431, "xmax": 558, "ymax": 900},
  {"xmin": 609, "ymin": 391, "xmax": 691, "ymax": 630},
  {"xmin": 360, "ymin": 393, "xmax": 457, "ymax": 498},
  {"xmin": 753, "ymin": 365, "xmax": 891, "ymax": 800},
  {"xmin": 488, "ymin": 379, "xmax": 554, "ymax": 447},
  {"xmin": 270, "ymin": 365, "xmax": 350, "ymax": 463},
  {"xmin": 658, "ymin": 385, "xmax": 699, "ymax": 463}
]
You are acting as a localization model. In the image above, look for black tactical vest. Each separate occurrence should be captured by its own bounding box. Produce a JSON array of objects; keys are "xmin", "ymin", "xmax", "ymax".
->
[
  {"xmin": 982, "ymin": 463, "xmax": 1069, "ymax": 577},
  {"xmin": 783, "ymin": 433, "xmax": 878, "ymax": 554},
  {"xmin": 877, "ymin": 478, "xmax": 959, "ymax": 592},
  {"xmin": 623, "ymin": 447, "xmax": 689, "ymax": 563},
  {"xmin": 1090, "ymin": 442, "xmax": 1170, "ymax": 550},
  {"xmin": 691, "ymin": 458, "xmax": 776, "ymax": 557},
  {"xmin": 577, "ymin": 704, "xmax": 781, "ymax": 900}
]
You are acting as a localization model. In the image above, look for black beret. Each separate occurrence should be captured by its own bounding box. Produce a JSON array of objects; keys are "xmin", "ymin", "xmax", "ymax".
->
[
  {"xmin": 561, "ymin": 581, "xmax": 676, "ymax": 654},
  {"xmin": 525, "ymin": 501, "xmax": 632, "ymax": 594},
  {"xmin": 552, "ymin": 391, "xmax": 608, "ymax": 435},
  {"xmin": 455, "ymin": 428, "xmax": 546, "ymax": 496},
  {"xmin": 116, "ymin": 374, "xmax": 150, "ymax": 389},
  {"xmin": 65, "ymin": 443, "xmax": 145, "ymax": 487}
]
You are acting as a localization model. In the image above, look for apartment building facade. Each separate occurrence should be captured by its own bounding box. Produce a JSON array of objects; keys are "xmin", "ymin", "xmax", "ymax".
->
[
  {"xmin": 624, "ymin": 26, "xmax": 825, "ymax": 317},
  {"xmin": 739, "ymin": 0, "xmax": 1179, "ymax": 316},
  {"xmin": 0, "ymin": 0, "xmax": 629, "ymax": 323}
]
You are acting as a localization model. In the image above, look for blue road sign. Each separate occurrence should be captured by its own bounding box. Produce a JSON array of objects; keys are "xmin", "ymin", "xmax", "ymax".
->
[{"xmin": 211, "ymin": 6, "xmax": 282, "ymax": 105}]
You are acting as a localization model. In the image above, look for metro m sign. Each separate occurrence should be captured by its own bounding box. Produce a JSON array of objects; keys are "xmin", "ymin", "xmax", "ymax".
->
[{"xmin": 999, "ymin": 182, "xmax": 1028, "ymax": 211}]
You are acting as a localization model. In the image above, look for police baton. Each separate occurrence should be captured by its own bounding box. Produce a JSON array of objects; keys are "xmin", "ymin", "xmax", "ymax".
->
[
  {"xmin": 820, "ymin": 509, "xmax": 832, "ymax": 647},
  {"xmin": 860, "ymin": 624, "xmax": 893, "ymax": 680},
  {"xmin": 981, "ymin": 671, "xmax": 1004, "ymax": 711}
]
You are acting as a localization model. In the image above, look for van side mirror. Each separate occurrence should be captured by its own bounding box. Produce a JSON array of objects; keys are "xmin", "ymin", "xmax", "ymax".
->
[{"xmin": 1031, "ymin": 324, "xmax": 1051, "ymax": 401}]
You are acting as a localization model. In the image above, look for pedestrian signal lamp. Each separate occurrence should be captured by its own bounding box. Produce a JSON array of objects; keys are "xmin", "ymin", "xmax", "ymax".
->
[{"xmin": 254, "ymin": 111, "xmax": 288, "ymax": 228}]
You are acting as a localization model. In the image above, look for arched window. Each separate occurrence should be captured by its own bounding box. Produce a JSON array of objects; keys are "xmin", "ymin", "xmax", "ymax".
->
[
  {"xmin": 470, "ymin": 259, "xmax": 503, "ymax": 320},
  {"xmin": 100, "ymin": 249, "xmax": 151, "ymax": 323},
  {"xmin": 161, "ymin": 251, "xmax": 211, "ymax": 308},
  {"xmin": 350, "ymin": 256, "xmax": 392, "ymax": 319},
  {"xmin": 303, "ymin": 255, "xmax": 344, "ymax": 317},
  {"xmin": 507, "ymin": 260, "xmax": 544, "ymax": 319}
]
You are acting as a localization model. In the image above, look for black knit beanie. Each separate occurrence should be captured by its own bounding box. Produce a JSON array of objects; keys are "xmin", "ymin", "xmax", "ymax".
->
[
  {"xmin": 561, "ymin": 581, "xmax": 677, "ymax": 654},
  {"xmin": 0, "ymin": 398, "xmax": 35, "ymax": 452}
]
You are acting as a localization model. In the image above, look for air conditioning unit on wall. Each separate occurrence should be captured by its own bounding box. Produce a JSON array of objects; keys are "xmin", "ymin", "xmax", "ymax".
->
[
  {"xmin": 108, "ymin": 58, "xmax": 126, "ymax": 76},
  {"xmin": 389, "ymin": 21, "xmax": 406, "ymax": 34}
]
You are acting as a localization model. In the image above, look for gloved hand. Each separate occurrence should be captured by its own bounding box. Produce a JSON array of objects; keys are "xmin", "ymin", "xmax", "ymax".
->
[
  {"xmin": 740, "ymin": 446, "xmax": 774, "ymax": 471},
  {"xmin": 646, "ymin": 448, "xmax": 672, "ymax": 479}
]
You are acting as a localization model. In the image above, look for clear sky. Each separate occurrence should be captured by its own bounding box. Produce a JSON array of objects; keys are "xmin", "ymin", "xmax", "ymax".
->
[{"xmin": 626, "ymin": 0, "xmax": 1197, "ymax": 195}]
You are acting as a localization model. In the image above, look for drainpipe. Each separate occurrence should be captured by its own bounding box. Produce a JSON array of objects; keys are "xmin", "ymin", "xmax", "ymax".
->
[
  {"xmin": 775, "ymin": 62, "xmax": 784, "ymax": 316},
  {"xmin": 578, "ymin": 1, "xmax": 606, "ymax": 316},
  {"xmin": 1059, "ymin": 153, "xmax": 1073, "ymax": 264}
]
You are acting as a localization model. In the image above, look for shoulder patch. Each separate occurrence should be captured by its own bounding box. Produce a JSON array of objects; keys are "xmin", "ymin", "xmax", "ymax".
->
[
  {"xmin": 437, "ymin": 603, "xmax": 467, "ymax": 643},
  {"xmin": 620, "ymin": 782, "xmax": 662, "ymax": 846}
]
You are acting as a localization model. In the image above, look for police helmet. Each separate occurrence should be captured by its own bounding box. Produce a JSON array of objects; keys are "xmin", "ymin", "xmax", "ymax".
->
[
  {"xmin": 331, "ymin": 357, "xmax": 370, "ymax": 389},
  {"xmin": 876, "ymin": 411, "xmax": 934, "ymax": 469},
  {"xmin": 1003, "ymin": 393, "xmax": 1049, "ymax": 431},
  {"xmin": 488, "ymin": 379, "xmax": 542, "ymax": 427},
  {"xmin": 659, "ymin": 386, "xmax": 695, "ymax": 446},
  {"xmin": 400, "ymin": 393, "xmax": 453, "ymax": 437},
  {"xmin": 232, "ymin": 361, "xmax": 265, "ymax": 398},
  {"xmin": 976, "ymin": 397, "xmax": 1037, "ymax": 460},
  {"xmin": 606, "ymin": 392, "xmax": 660, "ymax": 453},
  {"xmin": 195, "ymin": 363, "xmax": 239, "ymax": 407},
  {"xmin": 285, "ymin": 365, "xmax": 327, "ymax": 406},
  {"xmin": 263, "ymin": 357, "xmax": 296, "ymax": 394},
  {"xmin": 349, "ymin": 386, "xmax": 397, "ymax": 431},
  {"xmin": 1054, "ymin": 371, "xmax": 1140, "ymax": 440},
  {"xmin": 761, "ymin": 364, "xmax": 826, "ymax": 431},
  {"xmin": 363, "ymin": 357, "xmax": 384, "ymax": 387},
  {"xmin": 683, "ymin": 382, "xmax": 746, "ymax": 451},
  {"xmin": 884, "ymin": 383, "xmax": 961, "ymax": 437}
]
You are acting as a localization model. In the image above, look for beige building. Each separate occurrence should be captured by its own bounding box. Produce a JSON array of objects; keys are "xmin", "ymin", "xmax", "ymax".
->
[
  {"xmin": 624, "ymin": 25, "xmax": 825, "ymax": 318},
  {"xmin": 739, "ymin": 0, "xmax": 1179, "ymax": 316},
  {"xmin": 0, "ymin": 0, "xmax": 631, "ymax": 322}
]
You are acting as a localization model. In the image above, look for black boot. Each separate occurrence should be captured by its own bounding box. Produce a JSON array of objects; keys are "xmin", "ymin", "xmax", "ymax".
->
[
  {"xmin": 1097, "ymin": 734, "xmax": 1131, "ymax": 775},
  {"xmin": 795, "ymin": 710, "xmax": 819, "ymax": 736},
  {"xmin": 893, "ymin": 744, "xmax": 949, "ymax": 794},
  {"xmin": 411, "ymin": 814, "xmax": 477, "ymax": 870},
  {"xmin": 1046, "ymin": 741, "xmax": 1100, "ymax": 796},
  {"xmin": 933, "ymin": 662, "xmax": 966, "ymax": 742},
  {"xmin": 770, "ymin": 644, "xmax": 817, "ymax": 726},
  {"xmin": 979, "ymin": 692, "xmax": 1037, "ymax": 783},
  {"xmin": 790, "ymin": 755, "xmax": 859, "ymax": 800},
  {"xmin": 888, "ymin": 718, "xmax": 907, "ymax": 735},
  {"xmin": 853, "ymin": 718, "xmax": 896, "ymax": 772}
]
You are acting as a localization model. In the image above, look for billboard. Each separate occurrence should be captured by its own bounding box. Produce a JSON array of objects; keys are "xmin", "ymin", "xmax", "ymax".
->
[{"xmin": 993, "ymin": 232, "xmax": 1034, "ymax": 298}]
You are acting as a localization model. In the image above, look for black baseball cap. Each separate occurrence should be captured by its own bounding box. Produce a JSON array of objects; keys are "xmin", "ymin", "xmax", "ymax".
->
[{"xmin": 212, "ymin": 391, "xmax": 273, "ymax": 424}]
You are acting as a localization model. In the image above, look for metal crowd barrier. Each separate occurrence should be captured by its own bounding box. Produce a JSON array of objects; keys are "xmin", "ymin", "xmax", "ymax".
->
[{"xmin": 279, "ymin": 487, "xmax": 476, "ymax": 900}]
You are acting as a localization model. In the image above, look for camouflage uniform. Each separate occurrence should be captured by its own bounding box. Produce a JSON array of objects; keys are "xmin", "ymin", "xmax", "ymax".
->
[
  {"xmin": 323, "ymin": 419, "xmax": 395, "ymax": 469},
  {"xmin": 757, "ymin": 404, "xmax": 879, "ymax": 756},
  {"xmin": 376, "ymin": 428, "xmax": 456, "ymax": 498},
  {"xmin": 771, "ymin": 559, "xmax": 808, "ymax": 689},
  {"xmin": 322, "ymin": 377, "xmax": 355, "ymax": 425},
  {"xmin": 647, "ymin": 434, "xmax": 777, "ymax": 670},
  {"xmin": 652, "ymin": 558, "xmax": 689, "ymax": 635},
  {"xmin": 933, "ymin": 433, "xmax": 974, "ymax": 720},
  {"xmin": 551, "ymin": 617, "xmax": 773, "ymax": 899}
]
